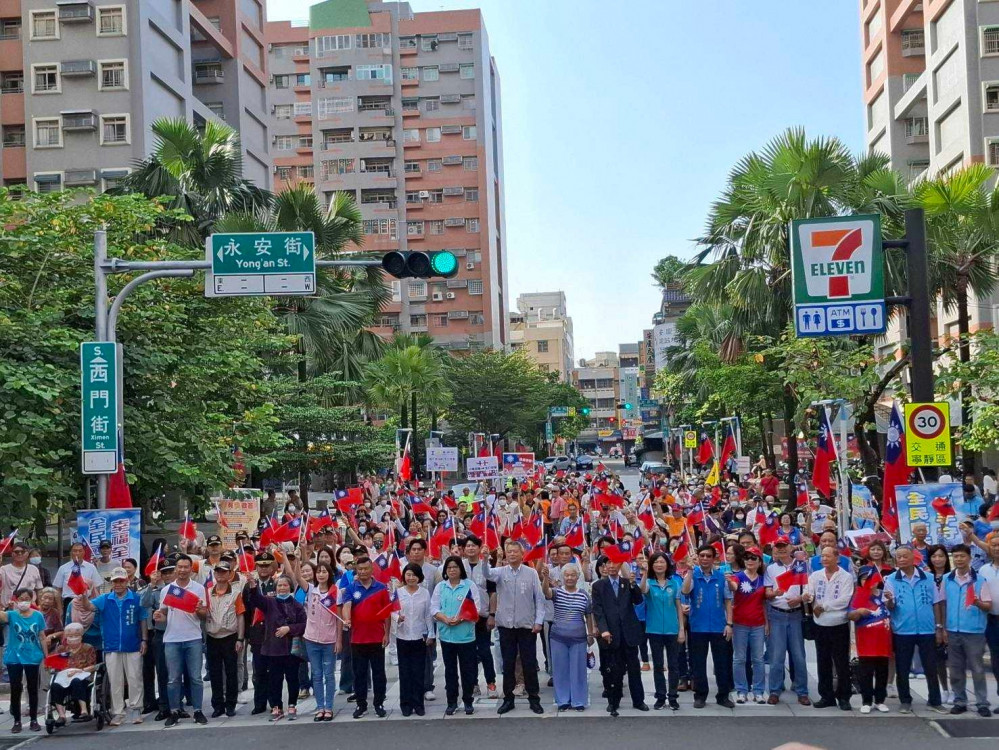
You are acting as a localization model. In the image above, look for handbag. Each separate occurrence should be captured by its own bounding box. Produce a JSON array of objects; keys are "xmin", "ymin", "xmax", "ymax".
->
[
  {"xmin": 291, "ymin": 636, "xmax": 307, "ymax": 661},
  {"xmin": 801, "ymin": 604, "xmax": 817, "ymax": 641}
]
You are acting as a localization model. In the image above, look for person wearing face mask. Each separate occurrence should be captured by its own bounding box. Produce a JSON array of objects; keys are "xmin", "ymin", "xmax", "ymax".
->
[
  {"xmin": 29, "ymin": 549, "xmax": 51, "ymax": 588},
  {"xmin": 48, "ymin": 622, "xmax": 97, "ymax": 725},
  {"xmin": 1, "ymin": 589, "xmax": 49, "ymax": 733}
]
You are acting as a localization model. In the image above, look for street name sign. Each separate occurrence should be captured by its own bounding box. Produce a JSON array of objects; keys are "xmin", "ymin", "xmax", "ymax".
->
[
  {"xmin": 791, "ymin": 215, "xmax": 886, "ymax": 337},
  {"xmin": 81, "ymin": 342, "xmax": 118, "ymax": 474},
  {"xmin": 206, "ymin": 232, "xmax": 316, "ymax": 297},
  {"xmin": 904, "ymin": 402, "xmax": 952, "ymax": 467},
  {"xmin": 549, "ymin": 406, "xmax": 568, "ymax": 417}
]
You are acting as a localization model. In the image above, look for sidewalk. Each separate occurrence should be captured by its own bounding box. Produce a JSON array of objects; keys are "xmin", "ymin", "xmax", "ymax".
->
[{"xmin": 1, "ymin": 641, "xmax": 993, "ymax": 734}]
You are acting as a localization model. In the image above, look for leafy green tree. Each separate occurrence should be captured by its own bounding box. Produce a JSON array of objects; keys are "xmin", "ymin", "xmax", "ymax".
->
[
  {"xmin": 0, "ymin": 190, "xmax": 292, "ymax": 530},
  {"xmin": 936, "ymin": 331, "xmax": 999, "ymax": 454},
  {"xmin": 115, "ymin": 118, "xmax": 270, "ymax": 243},
  {"xmin": 651, "ymin": 255, "xmax": 687, "ymax": 289}
]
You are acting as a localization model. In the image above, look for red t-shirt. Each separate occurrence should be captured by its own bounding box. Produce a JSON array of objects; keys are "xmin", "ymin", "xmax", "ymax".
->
[
  {"xmin": 760, "ymin": 476, "xmax": 780, "ymax": 498},
  {"xmin": 855, "ymin": 617, "xmax": 892, "ymax": 658},
  {"xmin": 732, "ymin": 573, "xmax": 766, "ymax": 627}
]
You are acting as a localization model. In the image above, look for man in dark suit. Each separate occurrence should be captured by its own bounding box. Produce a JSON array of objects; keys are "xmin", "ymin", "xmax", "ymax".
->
[{"xmin": 592, "ymin": 560, "xmax": 649, "ymax": 716}]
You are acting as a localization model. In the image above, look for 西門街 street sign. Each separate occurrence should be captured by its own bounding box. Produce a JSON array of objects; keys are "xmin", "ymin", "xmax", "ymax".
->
[
  {"xmin": 206, "ymin": 232, "xmax": 316, "ymax": 297},
  {"xmin": 791, "ymin": 215, "xmax": 886, "ymax": 337},
  {"xmin": 904, "ymin": 402, "xmax": 952, "ymax": 467},
  {"xmin": 81, "ymin": 342, "xmax": 118, "ymax": 474}
]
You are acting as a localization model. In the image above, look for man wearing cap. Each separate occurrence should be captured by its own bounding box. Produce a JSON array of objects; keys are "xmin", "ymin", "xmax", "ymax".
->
[
  {"xmin": 196, "ymin": 535, "xmax": 225, "ymax": 585},
  {"xmin": 243, "ymin": 550, "xmax": 279, "ymax": 715},
  {"xmin": 141, "ymin": 558, "xmax": 176, "ymax": 720},
  {"xmin": 763, "ymin": 538, "xmax": 811, "ymax": 706},
  {"xmin": 93, "ymin": 540, "xmax": 118, "ymax": 595},
  {"xmin": 53, "ymin": 542, "xmax": 104, "ymax": 610},
  {"xmin": 78, "ymin": 566, "xmax": 148, "ymax": 725},
  {"xmin": 206, "ymin": 561, "xmax": 245, "ymax": 717},
  {"xmin": 0, "ymin": 540, "xmax": 43, "ymax": 607}
]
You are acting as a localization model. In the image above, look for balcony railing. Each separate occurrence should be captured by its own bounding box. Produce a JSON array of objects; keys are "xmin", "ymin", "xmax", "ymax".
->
[
  {"xmin": 58, "ymin": 3, "xmax": 95, "ymax": 22},
  {"xmin": 194, "ymin": 69, "xmax": 225, "ymax": 84}
]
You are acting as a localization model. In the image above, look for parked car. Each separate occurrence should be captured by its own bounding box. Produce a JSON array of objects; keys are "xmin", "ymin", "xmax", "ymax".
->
[
  {"xmin": 575, "ymin": 454, "xmax": 594, "ymax": 471},
  {"xmin": 624, "ymin": 450, "xmax": 638, "ymax": 467},
  {"xmin": 550, "ymin": 455, "xmax": 572, "ymax": 472},
  {"xmin": 639, "ymin": 461, "xmax": 668, "ymax": 487}
]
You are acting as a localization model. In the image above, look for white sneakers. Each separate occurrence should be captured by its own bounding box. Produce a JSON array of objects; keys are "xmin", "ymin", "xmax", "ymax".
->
[
  {"xmin": 860, "ymin": 705, "xmax": 872, "ymax": 714},
  {"xmin": 424, "ymin": 690, "xmax": 436, "ymax": 701},
  {"xmin": 874, "ymin": 704, "xmax": 889, "ymax": 713}
]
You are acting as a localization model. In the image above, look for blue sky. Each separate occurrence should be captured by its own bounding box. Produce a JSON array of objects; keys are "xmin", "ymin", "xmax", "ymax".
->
[{"xmin": 270, "ymin": 1, "xmax": 865, "ymax": 360}]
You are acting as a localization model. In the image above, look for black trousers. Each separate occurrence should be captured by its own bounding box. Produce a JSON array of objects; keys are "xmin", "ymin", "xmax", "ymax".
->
[
  {"xmin": 814, "ymin": 623, "xmax": 851, "ymax": 702},
  {"xmin": 603, "ymin": 642, "xmax": 644, "ymax": 708},
  {"xmin": 141, "ymin": 631, "xmax": 159, "ymax": 711},
  {"xmin": 498, "ymin": 627, "xmax": 540, "ymax": 702},
  {"xmin": 688, "ymin": 631, "xmax": 734, "ymax": 701},
  {"xmin": 267, "ymin": 654, "xmax": 300, "ymax": 711},
  {"xmin": 351, "ymin": 642, "xmax": 386, "ymax": 709},
  {"xmin": 474, "ymin": 617, "xmax": 496, "ymax": 684},
  {"xmin": 442, "ymin": 640, "xmax": 477, "ymax": 707},
  {"xmin": 50, "ymin": 678, "xmax": 90, "ymax": 710},
  {"xmin": 207, "ymin": 634, "xmax": 239, "ymax": 711},
  {"xmin": 894, "ymin": 633, "xmax": 943, "ymax": 706},
  {"xmin": 396, "ymin": 638, "xmax": 426, "ymax": 712},
  {"xmin": 251, "ymin": 646, "xmax": 271, "ymax": 711},
  {"xmin": 856, "ymin": 656, "xmax": 889, "ymax": 705},
  {"xmin": 8, "ymin": 663, "xmax": 40, "ymax": 722},
  {"xmin": 647, "ymin": 633, "xmax": 681, "ymax": 700},
  {"xmin": 149, "ymin": 630, "xmax": 169, "ymax": 711}
]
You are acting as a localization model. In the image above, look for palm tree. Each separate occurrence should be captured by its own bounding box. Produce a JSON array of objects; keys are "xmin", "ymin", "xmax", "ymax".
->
[
  {"xmin": 913, "ymin": 164, "xmax": 999, "ymax": 475},
  {"xmin": 115, "ymin": 118, "xmax": 270, "ymax": 242},
  {"xmin": 214, "ymin": 186, "xmax": 388, "ymax": 383},
  {"xmin": 684, "ymin": 127, "xmax": 908, "ymax": 480}
]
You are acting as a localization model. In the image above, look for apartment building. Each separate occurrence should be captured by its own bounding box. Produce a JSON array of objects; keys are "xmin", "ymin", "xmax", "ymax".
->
[
  {"xmin": 860, "ymin": 0, "xmax": 997, "ymax": 358},
  {"xmin": 509, "ymin": 291, "xmax": 574, "ymax": 381},
  {"xmin": 1, "ymin": 0, "xmax": 271, "ymax": 194},
  {"xmin": 573, "ymin": 351, "xmax": 621, "ymax": 449},
  {"xmin": 264, "ymin": 0, "xmax": 509, "ymax": 352},
  {"xmin": 617, "ymin": 342, "xmax": 641, "ymax": 444}
]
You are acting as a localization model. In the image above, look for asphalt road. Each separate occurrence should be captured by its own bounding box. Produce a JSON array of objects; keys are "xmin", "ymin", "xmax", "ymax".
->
[{"xmin": 22, "ymin": 715, "xmax": 994, "ymax": 750}]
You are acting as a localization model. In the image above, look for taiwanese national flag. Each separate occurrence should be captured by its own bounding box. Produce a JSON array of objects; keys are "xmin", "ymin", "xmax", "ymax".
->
[
  {"xmin": 524, "ymin": 511, "xmax": 544, "ymax": 546},
  {"xmin": 237, "ymin": 551, "xmax": 255, "ymax": 574},
  {"xmin": 107, "ymin": 461, "xmax": 133, "ymax": 509},
  {"xmin": 758, "ymin": 513, "xmax": 781, "ymax": 546},
  {"xmin": 67, "ymin": 565, "xmax": 90, "ymax": 596},
  {"xmin": 458, "ymin": 589, "xmax": 479, "ymax": 622},
  {"xmin": 796, "ymin": 482, "xmax": 810, "ymax": 509},
  {"xmin": 259, "ymin": 511, "xmax": 281, "ymax": 546},
  {"xmin": 44, "ymin": 652, "xmax": 70, "ymax": 671},
  {"xmin": 965, "ymin": 581, "xmax": 977, "ymax": 608},
  {"xmin": 308, "ymin": 508, "xmax": 332, "ymax": 535},
  {"xmin": 988, "ymin": 502, "xmax": 999, "ymax": 522},
  {"xmin": 335, "ymin": 488, "xmax": 364, "ymax": 516},
  {"xmin": 637, "ymin": 497, "xmax": 655, "ymax": 532},
  {"xmin": 564, "ymin": 520, "xmax": 585, "ymax": 548},
  {"xmin": 432, "ymin": 517, "xmax": 456, "ymax": 549},
  {"xmin": 0, "ymin": 529, "xmax": 17, "ymax": 557},
  {"xmin": 162, "ymin": 583, "xmax": 200, "ymax": 614},
  {"xmin": 144, "ymin": 543, "xmax": 163, "ymax": 578},
  {"xmin": 178, "ymin": 511, "xmax": 197, "ymax": 542},
  {"xmin": 375, "ymin": 590, "xmax": 402, "ymax": 619},
  {"xmin": 410, "ymin": 498, "xmax": 434, "ymax": 516},
  {"xmin": 469, "ymin": 511, "xmax": 487, "ymax": 539},
  {"xmin": 523, "ymin": 537, "xmax": 549, "ymax": 563},
  {"xmin": 319, "ymin": 586, "xmax": 340, "ymax": 616},
  {"xmin": 594, "ymin": 492, "xmax": 625, "ymax": 509},
  {"xmin": 372, "ymin": 551, "xmax": 402, "ymax": 584},
  {"xmin": 686, "ymin": 502, "xmax": 705, "ymax": 529},
  {"xmin": 673, "ymin": 439, "xmax": 682, "ymax": 460},
  {"xmin": 604, "ymin": 539, "xmax": 637, "ymax": 564},
  {"xmin": 608, "ymin": 517, "xmax": 625, "ymax": 541},
  {"xmin": 812, "ymin": 407, "xmax": 838, "ymax": 499},
  {"xmin": 711, "ymin": 538, "xmax": 725, "ymax": 561},
  {"xmin": 671, "ymin": 527, "xmax": 692, "ymax": 563},
  {"xmin": 720, "ymin": 424, "xmax": 737, "ymax": 467},
  {"xmin": 398, "ymin": 449, "xmax": 412, "ymax": 481},
  {"xmin": 881, "ymin": 402, "xmax": 907, "ymax": 535},
  {"xmin": 273, "ymin": 516, "xmax": 303, "ymax": 543},
  {"xmin": 696, "ymin": 433, "xmax": 714, "ymax": 465},
  {"xmin": 482, "ymin": 513, "xmax": 501, "ymax": 550},
  {"xmin": 931, "ymin": 495, "xmax": 956, "ymax": 518},
  {"xmin": 776, "ymin": 560, "xmax": 810, "ymax": 591},
  {"xmin": 507, "ymin": 514, "xmax": 525, "ymax": 542},
  {"xmin": 80, "ymin": 538, "xmax": 94, "ymax": 563}
]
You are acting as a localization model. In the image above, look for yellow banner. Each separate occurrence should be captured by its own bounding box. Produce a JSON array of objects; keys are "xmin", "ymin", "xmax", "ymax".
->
[{"xmin": 705, "ymin": 461, "xmax": 720, "ymax": 487}]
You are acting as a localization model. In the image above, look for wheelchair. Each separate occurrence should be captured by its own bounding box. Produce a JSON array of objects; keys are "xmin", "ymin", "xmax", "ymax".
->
[{"xmin": 43, "ymin": 662, "xmax": 112, "ymax": 734}]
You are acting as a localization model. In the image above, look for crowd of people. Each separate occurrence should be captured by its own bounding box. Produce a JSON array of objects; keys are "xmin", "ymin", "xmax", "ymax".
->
[{"xmin": 1, "ymin": 461, "xmax": 999, "ymax": 732}]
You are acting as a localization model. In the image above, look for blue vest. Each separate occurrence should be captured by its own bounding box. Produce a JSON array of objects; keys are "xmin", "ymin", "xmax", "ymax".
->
[
  {"xmin": 888, "ymin": 569, "xmax": 936, "ymax": 636},
  {"xmin": 93, "ymin": 589, "xmax": 146, "ymax": 652},
  {"xmin": 943, "ymin": 571, "xmax": 988, "ymax": 634}
]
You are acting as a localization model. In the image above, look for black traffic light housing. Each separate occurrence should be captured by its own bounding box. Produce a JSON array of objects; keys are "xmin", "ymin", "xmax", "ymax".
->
[{"xmin": 382, "ymin": 251, "xmax": 459, "ymax": 279}]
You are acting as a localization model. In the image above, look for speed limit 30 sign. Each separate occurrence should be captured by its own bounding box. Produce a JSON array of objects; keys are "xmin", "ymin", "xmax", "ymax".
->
[{"xmin": 903, "ymin": 402, "xmax": 952, "ymax": 467}]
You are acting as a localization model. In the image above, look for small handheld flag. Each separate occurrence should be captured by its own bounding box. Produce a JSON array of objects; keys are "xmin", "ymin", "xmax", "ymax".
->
[
  {"xmin": 162, "ymin": 584, "xmax": 200, "ymax": 614},
  {"xmin": 178, "ymin": 511, "xmax": 197, "ymax": 542},
  {"xmin": 67, "ymin": 566, "xmax": 90, "ymax": 596},
  {"xmin": 458, "ymin": 589, "xmax": 479, "ymax": 622},
  {"xmin": 0, "ymin": 529, "xmax": 17, "ymax": 557},
  {"xmin": 776, "ymin": 560, "xmax": 809, "ymax": 591},
  {"xmin": 144, "ymin": 543, "xmax": 163, "ymax": 578},
  {"xmin": 44, "ymin": 652, "xmax": 70, "ymax": 671}
]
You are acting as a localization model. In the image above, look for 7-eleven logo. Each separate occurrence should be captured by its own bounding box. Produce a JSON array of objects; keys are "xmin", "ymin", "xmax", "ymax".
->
[{"xmin": 798, "ymin": 219, "xmax": 875, "ymax": 300}]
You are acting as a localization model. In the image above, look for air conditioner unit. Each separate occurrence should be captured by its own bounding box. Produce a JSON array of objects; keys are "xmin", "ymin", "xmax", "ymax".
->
[
  {"xmin": 418, "ymin": 190, "xmax": 430, "ymax": 199},
  {"xmin": 466, "ymin": 262, "xmax": 475, "ymax": 270},
  {"xmin": 432, "ymin": 292, "xmax": 444, "ymax": 302},
  {"xmin": 445, "ymin": 292, "xmax": 456, "ymax": 300}
]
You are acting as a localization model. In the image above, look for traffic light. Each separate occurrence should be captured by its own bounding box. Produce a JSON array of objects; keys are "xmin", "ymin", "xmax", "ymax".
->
[
  {"xmin": 581, "ymin": 407, "xmax": 591, "ymax": 416},
  {"xmin": 381, "ymin": 250, "xmax": 458, "ymax": 279},
  {"xmin": 617, "ymin": 402, "xmax": 633, "ymax": 410}
]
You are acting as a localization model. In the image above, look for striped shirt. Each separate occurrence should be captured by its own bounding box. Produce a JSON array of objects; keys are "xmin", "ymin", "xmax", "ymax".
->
[{"xmin": 551, "ymin": 587, "xmax": 591, "ymax": 626}]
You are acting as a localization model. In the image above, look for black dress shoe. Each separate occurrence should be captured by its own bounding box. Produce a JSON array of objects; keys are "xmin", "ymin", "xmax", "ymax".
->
[
  {"xmin": 154, "ymin": 711, "xmax": 170, "ymax": 721},
  {"xmin": 574, "ymin": 705, "xmax": 585, "ymax": 711},
  {"xmin": 633, "ymin": 703, "xmax": 650, "ymax": 711},
  {"xmin": 949, "ymin": 705, "xmax": 967, "ymax": 715},
  {"xmin": 653, "ymin": 699, "xmax": 666, "ymax": 710},
  {"xmin": 226, "ymin": 708, "xmax": 236, "ymax": 717},
  {"xmin": 978, "ymin": 706, "xmax": 991, "ymax": 717},
  {"xmin": 374, "ymin": 705, "xmax": 387, "ymax": 718},
  {"xmin": 813, "ymin": 699, "xmax": 836, "ymax": 709},
  {"xmin": 529, "ymin": 702, "xmax": 544, "ymax": 715},
  {"xmin": 414, "ymin": 707, "xmax": 425, "ymax": 716},
  {"xmin": 401, "ymin": 708, "xmax": 412, "ymax": 717},
  {"xmin": 211, "ymin": 708, "xmax": 225, "ymax": 718},
  {"xmin": 606, "ymin": 703, "xmax": 617, "ymax": 713},
  {"xmin": 609, "ymin": 708, "xmax": 619, "ymax": 717},
  {"xmin": 497, "ymin": 699, "xmax": 515, "ymax": 715},
  {"xmin": 838, "ymin": 700, "xmax": 852, "ymax": 711},
  {"xmin": 445, "ymin": 705, "xmax": 457, "ymax": 716},
  {"xmin": 717, "ymin": 697, "xmax": 735, "ymax": 709},
  {"xmin": 251, "ymin": 706, "xmax": 267, "ymax": 715},
  {"xmin": 693, "ymin": 697, "xmax": 706, "ymax": 709}
]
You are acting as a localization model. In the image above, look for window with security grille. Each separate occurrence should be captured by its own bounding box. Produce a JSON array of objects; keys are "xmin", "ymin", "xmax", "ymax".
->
[
  {"xmin": 33, "ymin": 65, "xmax": 58, "ymax": 93},
  {"xmin": 468, "ymin": 280, "xmax": 483, "ymax": 295},
  {"xmin": 274, "ymin": 104, "xmax": 293, "ymax": 120},
  {"xmin": 34, "ymin": 119, "xmax": 60, "ymax": 147},
  {"xmin": 31, "ymin": 11, "xmax": 56, "ymax": 39},
  {"xmin": 100, "ymin": 61, "xmax": 126, "ymax": 90},
  {"xmin": 463, "ymin": 156, "xmax": 478, "ymax": 170},
  {"xmin": 102, "ymin": 116, "xmax": 128, "ymax": 144},
  {"xmin": 985, "ymin": 27, "xmax": 999, "ymax": 56},
  {"xmin": 318, "ymin": 97, "xmax": 353, "ymax": 118},
  {"xmin": 98, "ymin": 6, "xmax": 124, "ymax": 35},
  {"xmin": 321, "ymin": 158, "xmax": 354, "ymax": 178}
]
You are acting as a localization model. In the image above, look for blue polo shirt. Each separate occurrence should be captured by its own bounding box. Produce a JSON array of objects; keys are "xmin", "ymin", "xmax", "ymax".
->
[
  {"xmin": 92, "ymin": 589, "xmax": 147, "ymax": 652},
  {"xmin": 687, "ymin": 567, "xmax": 732, "ymax": 634},
  {"xmin": 883, "ymin": 568, "xmax": 938, "ymax": 636}
]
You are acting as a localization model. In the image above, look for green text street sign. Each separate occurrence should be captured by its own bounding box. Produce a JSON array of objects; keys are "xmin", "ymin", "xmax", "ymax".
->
[
  {"xmin": 206, "ymin": 231, "xmax": 316, "ymax": 297},
  {"xmin": 81, "ymin": 342, "xmax": 118, "ymax": 474},
  {"xmin": 545, "ymin": 421, "xmax": 553, "ymax": 442},
  {"xmin": 790, "ymin": 214, "xmax": 886, "ymax": 337},
  {"xmin": 549, "ymin": 406, "xmax": 568, "ymax": 417}
]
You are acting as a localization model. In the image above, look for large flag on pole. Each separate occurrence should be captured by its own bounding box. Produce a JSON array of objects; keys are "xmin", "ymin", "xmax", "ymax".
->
[
  {"xmin": 696, "ymin": 432, "xmax": 714, "ymax": 465},
  {"xmin": 107, "ymin": 431, "xmax": 133, "ymax": 509},
  {"xmin": 720, "ymin": 423, "xmax": 737, "ymax": 467},
  {"xmin": 397, "ymin": 430, "xmax": 412, "ymax": 481},
  {"xmin": 812, "ymin": 407, "xmax": 838, "ymax": 499},
  {"xmin": 881, "ymin": 401, "xmax": 908, "ymax": 535}
]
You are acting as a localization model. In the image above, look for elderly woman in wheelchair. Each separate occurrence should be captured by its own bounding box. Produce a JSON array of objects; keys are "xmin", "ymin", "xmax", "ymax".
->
[{"xmin": 48, "ymin": 623, "xmax": 98, "ymax": 725}]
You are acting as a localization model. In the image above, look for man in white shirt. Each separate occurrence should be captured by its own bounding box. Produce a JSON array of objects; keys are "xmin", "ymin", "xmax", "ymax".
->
[
  {"xmin": 94, "ymin": 540, "xmax": 117, "ymax": 594},
  {"xmin": 978, "ymin": 533, "xmax": 999, "ymax": 705},
  {"xmin": 53, "ymin": 542, "xmax": 103, "ymax": 607},
  {"xmin": 804, "ymin": 547, "xmax": 855, "ymax": 710},
  {"xmin": 0, "ymin": 540, "xmax": 43, "ymax": 606},
  {"xmin": 153, "ymin": 554, "xmax": 208, "ymax": 727}
]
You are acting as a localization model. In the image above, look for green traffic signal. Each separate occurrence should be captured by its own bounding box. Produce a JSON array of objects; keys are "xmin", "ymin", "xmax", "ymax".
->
[
  {"xmin": 581, "ymin": 407, "xmax": 591, "ymax": 416},
  {"xmin": 624, "ymin": 402, "xmax": 633, "ymax": 410},
  {"xmin": 382, "ymin": 250, "xmax": 459, "ymax": 279},
  {"xmin": 429, "ymin": 250, "xmax": 458, "ymax": 278}
]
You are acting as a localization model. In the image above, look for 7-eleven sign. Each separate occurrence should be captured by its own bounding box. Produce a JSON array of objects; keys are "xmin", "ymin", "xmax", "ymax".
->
[{"xmin": 791, "ymin": 215, "xmax": 884, "ymax": 304}]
